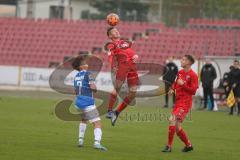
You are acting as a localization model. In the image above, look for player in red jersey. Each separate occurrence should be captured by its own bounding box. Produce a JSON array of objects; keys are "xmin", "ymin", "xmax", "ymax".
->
[
  {"xmin": 105, "ymin": 27, "xmax": 139, "ymax": 126},
  {"xmin": 162, "ymin": 55, "xmax": 198, "ymax": 152}
]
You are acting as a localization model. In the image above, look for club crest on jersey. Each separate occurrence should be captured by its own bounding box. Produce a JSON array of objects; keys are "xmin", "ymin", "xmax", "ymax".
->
[{"xmin": 118, "ymin": 41, "xmax": 131, "ymax": 49}]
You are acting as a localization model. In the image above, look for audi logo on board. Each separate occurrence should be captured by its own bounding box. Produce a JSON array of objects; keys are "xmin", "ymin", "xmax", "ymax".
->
[{"xmin": 23, "ymin": 72, "xmax": 37, "ymax": 81}]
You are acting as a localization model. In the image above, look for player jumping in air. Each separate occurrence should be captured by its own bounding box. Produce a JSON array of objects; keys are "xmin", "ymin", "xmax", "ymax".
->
[
  {"xmin": 72, "ymin": 56, "xmax": 107, "ymax": 151},
  {"xmin": 105, "ymin": 27, "xmax": 139, "ymax": 126},
  {"xmin": 162, "ymin": 55, "xmax": 198, "ymax": 152}
]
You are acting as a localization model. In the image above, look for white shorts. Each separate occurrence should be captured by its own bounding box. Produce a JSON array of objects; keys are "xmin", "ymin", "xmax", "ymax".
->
[{"xmin": 75, "ymin": 105, "xmax": 101, "ymax": 123}]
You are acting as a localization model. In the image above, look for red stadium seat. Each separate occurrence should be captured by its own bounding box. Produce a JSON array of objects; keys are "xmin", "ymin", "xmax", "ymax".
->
[{"xmin": 0, "ymin": 17, "xmax": 238, "ymax": 67}]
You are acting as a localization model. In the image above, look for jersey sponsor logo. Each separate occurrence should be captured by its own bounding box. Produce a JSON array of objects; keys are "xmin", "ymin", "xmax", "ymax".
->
[
  {"xmin": 118, "ymin": 41, "xmax": 131, "ymax": 49},
  {"xmin": 75, "ymin": 76, "xmax": 84, "ymax": 81},
  {"xmin": 75, "ymin": 75, "xmax": 84, "ymax": 87}
]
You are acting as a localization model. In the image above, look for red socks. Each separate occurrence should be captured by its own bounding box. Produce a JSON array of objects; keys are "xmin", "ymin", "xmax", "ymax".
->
[
  {"xmin": 176, "ymin": 129, "xmax": 191, "ymax": 147},
  {"xmin": 167, "ymin": 126, "xmax": 191, "ymax": 147},
  {"xmin": 117, "ymin": 97, "xmax": 131, "ymax": 113},
  {"xmin": 109, "ymin": 94, "xmax": 132, "ymax": 114},
  {"xmin": 108, "ymin": 93, "xmax": 117, "ymax": 111},
  {"xmin": 167, "ymin": 126, "xmax": 176, "ymax": 147}
]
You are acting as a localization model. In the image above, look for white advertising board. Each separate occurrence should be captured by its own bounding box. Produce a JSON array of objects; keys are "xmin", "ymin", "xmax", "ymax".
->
[
  {"xmin": 0, "ymin": 65, "xmax": 19, "ymax": 85},
  {"xmin": 21, "ymin": 67, "xmax": 54, "ymax": 87}
]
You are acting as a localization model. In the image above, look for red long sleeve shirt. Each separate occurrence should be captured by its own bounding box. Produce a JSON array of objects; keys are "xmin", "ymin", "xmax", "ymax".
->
[
  {"xmin": 172, "ymin": 69, "xmax": 199, "ymax": 110},
  {"xmin": 108, "ymin": 39, "xmax": 136, "ymax": 68}
]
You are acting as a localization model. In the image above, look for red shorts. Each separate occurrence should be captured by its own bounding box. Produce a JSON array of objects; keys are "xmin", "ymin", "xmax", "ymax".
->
[
  {"xmin": 116, "ymin": 63, "xmax": 139, "ymax": 87},
  {"xmin": 172, "ymin": 106, "xmax": 190, "ymax": 122}
]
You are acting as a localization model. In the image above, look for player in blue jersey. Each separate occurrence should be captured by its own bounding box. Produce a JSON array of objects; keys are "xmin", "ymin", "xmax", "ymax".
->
[{"xmin": 72, "ymin": 56, "xmax": 107, "ymax": 151}]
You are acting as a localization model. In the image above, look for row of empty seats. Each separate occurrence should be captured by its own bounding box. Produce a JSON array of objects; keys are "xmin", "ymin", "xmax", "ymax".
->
[
  {"xmin": 133, "ymin": 28, "xmax": 238, "ymax": 59},
  {"xmin": 0, "ymin": 17, "xmax": 164, "ymax": 68},
  {"xmin": 188, "ymin": 18, "xmax": 240, "ymax": 28},
  {"xmin": 0, "ymin": 17, "xmax": 239, "ymax": 69}
]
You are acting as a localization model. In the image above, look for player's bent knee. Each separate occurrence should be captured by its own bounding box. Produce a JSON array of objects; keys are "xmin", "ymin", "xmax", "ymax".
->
[
  {"xmin": 93, "ymin": 120, "xmax": 101, "ymax": 128},
  {"xmin": 111, "ymin": 90, "xmax": 117, "ymax": 96},
  {"xmin": 115, "ymin": 80, "xmax": 124, "ymax": 89},
  {"xmin": 129, "ymin": 86, "xmax": 138, "ymax": 92},
  {"xmin": 81, "ymin": 120, "xmax": 87, "ymax": 124},
  {"xmin": 168, "ymin": 116, "xmax": 176, "ymax": 125},
  {"xmin": 176, "ymin": 126, "xmax": 182, "ymax": 133},
  {"xmin": 175, "ymin": 121, "xmax": 182, "ymax": 133},
  {"xmin": 169, "ymin": 121, "xmax": 176, "ymax": 126},
  {"xmin": 128, "ymin": 92, "xmax": 136, "ymax": 99},
  {"xmin": 168, "ymin": 115, "xmax": 176, "ymax": 121}
]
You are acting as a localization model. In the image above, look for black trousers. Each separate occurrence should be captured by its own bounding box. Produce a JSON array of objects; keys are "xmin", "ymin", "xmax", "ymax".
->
[
  {"xmin": 229, "ymin": 102, "xmax": 240, "ymax": 114},
  {"xmin": 229, "ymin": 85, "xmax": 240, "ymax": 114},
  {"xmin": 223, "ymin": 86, "xmax": 230, "ymax": 98},
  {"xmin": 203, "ymin": 86, "xmax": 214, "ymax": 110},
  {"xmin": 165, "ymin": 82, "xmax": 175, "ymax": 107}
]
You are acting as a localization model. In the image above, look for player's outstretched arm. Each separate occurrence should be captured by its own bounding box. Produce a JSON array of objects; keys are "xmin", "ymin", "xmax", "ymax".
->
[
  {"xmin": 88, "ymin": 73, "xmax": 97, "ymax": 92},
  {"xmin": 132, "ymin": 54, "xmax": 139, "ymax": 63},
  {"xmin": 168, "ymin": 88, "xmax": 175, "ymax": 95},
  {"xmin": 74, "ymin": 88, "xmax": 78, "ymax": 95},
  {"xmin": 90, "ymin": 83, "xmax": 97, "ymax": 93}
]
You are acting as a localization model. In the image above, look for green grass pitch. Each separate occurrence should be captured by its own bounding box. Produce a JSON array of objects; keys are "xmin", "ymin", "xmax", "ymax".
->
[{"xmin": 0, "ymin": 92, "xmax": 240, "ymax": 160}]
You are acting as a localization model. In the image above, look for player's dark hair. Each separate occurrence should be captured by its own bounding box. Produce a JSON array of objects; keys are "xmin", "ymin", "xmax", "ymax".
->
[
  {"xmin": 72, "ymin": 56, "xmax": 85, "ymax": 71},
  {"xmin": 107, "ymin": 27, "xmax": 115, "ymax": 37},
  {"xmin": 184, "ymin": 55, "xmax": 195, "ymax": 64},
  {"xmin": 234, "ymin": 59, "xmax": 239, "ymax": 63}
]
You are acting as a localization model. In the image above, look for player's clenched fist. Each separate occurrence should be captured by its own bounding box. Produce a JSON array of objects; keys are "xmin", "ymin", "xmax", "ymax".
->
[
  {"xmin": 177, "ymin": 79, "xmax": 185, "ymax": 85},
  {"xmin": 168, "ymin": 89, "xmax": 174, "ymax": 95},
  {"xmin": 132, "ymin": 55, "xmax": 139, "ymax": 63}
]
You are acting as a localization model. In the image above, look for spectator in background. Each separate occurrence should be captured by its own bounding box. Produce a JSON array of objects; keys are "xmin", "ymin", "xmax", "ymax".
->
[
  {"xmin": 163, "ymin": 57, "xmax": 178, "ymax": 108},
  {"xmin": 222, "ymin": 66, "xmax": 234, "ymax": 98},
  {"xmin": 228, "ymin": 60, "xmax": 240, "ymax": 115},
  {"xmin": 200, "ymin": 59, "xmax": 217, "ymax": 110}
]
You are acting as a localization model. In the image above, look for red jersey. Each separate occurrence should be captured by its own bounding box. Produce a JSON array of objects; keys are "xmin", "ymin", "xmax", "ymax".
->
[
  {"xmin": 172, "ymin": 69, "xmax": 199, "ymax": 110},
  {"xmin": 107, "ymin": 39, "xmax": 139, "ymax": 86},
  {"xmin": 109, "ymin": 39, "xmax": 136, "ymax": 67}
]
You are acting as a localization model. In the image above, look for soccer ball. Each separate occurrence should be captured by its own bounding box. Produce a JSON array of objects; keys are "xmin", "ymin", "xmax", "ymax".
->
[{"xmin": 106, "ymin": 13, "xmax": 120, "ymax": 26}]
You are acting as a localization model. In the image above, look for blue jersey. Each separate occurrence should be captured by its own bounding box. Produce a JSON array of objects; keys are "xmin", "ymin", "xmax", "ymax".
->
[{"xmin": 74, "ymin": 70, "xmax": 95, "ymax": 109}]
